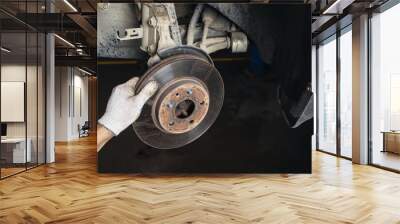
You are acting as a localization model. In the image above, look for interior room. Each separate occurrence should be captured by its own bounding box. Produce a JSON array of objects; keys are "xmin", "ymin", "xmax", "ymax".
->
[
  {"xmin": 1, "ymin": 0, "xmax": 400, "ymax": 223},
  {"xmin": 0, "ymin": 20, "xmax": 46, "ymax": 178},
  {"xmin": 370, "ymin": 3, "xmax": 400, "ymax": 170}
]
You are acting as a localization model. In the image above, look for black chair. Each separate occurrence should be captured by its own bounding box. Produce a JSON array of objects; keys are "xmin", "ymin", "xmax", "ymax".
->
[{"xmin": 79, "ymin": 121, "xmax": 90, "ymax": 138}]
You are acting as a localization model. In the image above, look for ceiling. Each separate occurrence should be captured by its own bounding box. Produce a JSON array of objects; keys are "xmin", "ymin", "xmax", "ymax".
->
[{"xmin": 0, "ymin": 0, "xmax": 100, "ymax": 72}]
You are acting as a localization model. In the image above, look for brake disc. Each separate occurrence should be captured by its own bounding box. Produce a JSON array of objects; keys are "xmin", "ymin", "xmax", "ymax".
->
[
  {"xmin": 133, "ymin": 54, "xmax": 224, "ymax": 149},
  {"xmin": 157, "ymin": 46, "xmax": 213, "ymax": 65}
]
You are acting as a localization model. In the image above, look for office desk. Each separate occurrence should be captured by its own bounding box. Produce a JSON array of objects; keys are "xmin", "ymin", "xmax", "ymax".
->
[
  {"xmin": 1, "ymin": 138, "xmax": 31, "ymax": 164},
  {"xmin": 382, "ymin": 131, "xmax": 400, "ymax": 154}
]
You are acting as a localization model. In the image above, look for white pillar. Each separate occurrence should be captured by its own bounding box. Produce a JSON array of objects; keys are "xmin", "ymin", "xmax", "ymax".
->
[
  {"xmin": 352, "ymin": 14, "xmax": 369, "ymax": 164},
  {"xmin": 46, "ymin": 33, "xmax": 55, "ymax": 163},
  {"xmin": 45, "ymin": 1, "xmax": 55, "ymax": 163},
  {"xmin": 312, "ymin": 45, "xmax": 317, "ymax": 151}
]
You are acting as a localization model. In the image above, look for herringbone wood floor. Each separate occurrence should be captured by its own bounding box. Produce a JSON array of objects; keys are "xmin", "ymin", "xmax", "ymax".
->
[{"xmin": 1, "ymin": 135, "xmax": 400, "ymax": 224}]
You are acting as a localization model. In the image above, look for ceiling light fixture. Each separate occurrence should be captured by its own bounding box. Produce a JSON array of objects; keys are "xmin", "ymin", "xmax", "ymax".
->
[
  {"xmin": 63, "ymin": 0, "xmax": 78, "ymax": 12},
  {"xmin": 54, "ymin": 34, "xmax": 75, "ymax": 48},
  {"xmin": 322, "ymin": 0, "xmax": 354, "ymax": 15},
  {"xmin": 1, "ymin": 47, "xmax": 11, "ymax": 53},
  {"xmin": 78, "ymin": 67, "xmax": 93, "ymax": 76}
]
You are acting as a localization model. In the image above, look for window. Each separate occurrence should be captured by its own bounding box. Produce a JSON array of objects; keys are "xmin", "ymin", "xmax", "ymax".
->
[
  {"xmin": 316, "ymin": 25, "xmax": 353, "ymax": 159},
  {"xmin": 370, "ymin": 2, "xmax": 400, "ymax": 171},
  {"xmin": 339, "ymin": 28, "xmax": 352, "ymax": 158},
  {"xmin": 317, "ymin": 36, "xmax": 337, "ymax": 154}
]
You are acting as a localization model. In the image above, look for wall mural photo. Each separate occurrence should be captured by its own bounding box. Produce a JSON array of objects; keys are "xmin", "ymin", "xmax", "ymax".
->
[{"xmin": 97, "ymin": 3, "xmax": 313, "ymax": 173}]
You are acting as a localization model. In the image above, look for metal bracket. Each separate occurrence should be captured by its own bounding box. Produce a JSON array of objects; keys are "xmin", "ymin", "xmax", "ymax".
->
[
  {"xmin": 163, "ymin": 3, "xmax": 181, "ymax": 45},
  {"xmin": 116, "ymin": 28, "xmax": 143, "ymax": 41}
]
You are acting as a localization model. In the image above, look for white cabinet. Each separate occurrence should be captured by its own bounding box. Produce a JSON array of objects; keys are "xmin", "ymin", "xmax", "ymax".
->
[{"xmin": 1, "ymin": 138, "xmax": 32, "ymax": 163}]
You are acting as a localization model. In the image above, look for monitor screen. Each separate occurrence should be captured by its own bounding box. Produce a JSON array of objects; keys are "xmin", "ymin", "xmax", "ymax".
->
[{"xmin": 1, "ymin": 123, "xmax": 7, "ymax": 137}]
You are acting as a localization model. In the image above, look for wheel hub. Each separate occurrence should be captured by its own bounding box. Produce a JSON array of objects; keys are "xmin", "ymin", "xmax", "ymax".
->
[{"xmin": 154, "ymin": 78, "xmax": 209, "ymax": 134}]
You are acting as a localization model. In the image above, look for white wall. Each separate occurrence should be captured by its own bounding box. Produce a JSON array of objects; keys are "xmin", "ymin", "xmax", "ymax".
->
[
  {"xmin": 1, "ymin": 64, "xmax": 42, "ymax": 138},
  {"xmin": 55, "ymin": 67, "xmax": 69, "ymax": 141},
  {"xmin": 1, "ymin": 63, "xmax": 46, "ymax": 164},
  {"xmin": 71, "ymin": 72, "xmax": 89, "ymax": 139},
  {"xmin": 55, "ymin": 67, "xmax": 89, "ymax": 141},
  {"xmin": 1, "ymin": 65, "xmax": 27, "ymax": 139}
]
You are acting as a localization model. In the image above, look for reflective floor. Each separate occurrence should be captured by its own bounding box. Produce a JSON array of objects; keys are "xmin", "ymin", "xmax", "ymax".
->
[{"xmin": 373, "ymin": 150, "xmax": 400, "ymax": 171}]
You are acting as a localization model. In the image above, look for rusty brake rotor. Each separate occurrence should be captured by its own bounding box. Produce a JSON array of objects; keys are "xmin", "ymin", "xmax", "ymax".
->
[{"xmin": 132, "ymin": 53, "xmax": 224, "ymax": 149}]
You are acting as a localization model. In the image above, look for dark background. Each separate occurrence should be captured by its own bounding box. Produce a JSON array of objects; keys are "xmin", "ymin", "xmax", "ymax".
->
[{"xmin": 97, "ymin": 4, "xmax": 312, "ymax": 173}]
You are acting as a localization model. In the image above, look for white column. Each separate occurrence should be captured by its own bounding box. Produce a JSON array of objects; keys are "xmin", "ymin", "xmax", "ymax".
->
[
  {"xmin": 45, "ymin": 1, "xmax": 56, "ymax": 163},
  {"xmin": 46, "ymin": 33, "xmax": 55, "ymax": 163},
  {"xmin": 312, "ymin": 45, "xmax": 317, "ymax": 151},
  {"xmin": 352, "ymin": 14, "xmax": 369, "ymax": 164}
]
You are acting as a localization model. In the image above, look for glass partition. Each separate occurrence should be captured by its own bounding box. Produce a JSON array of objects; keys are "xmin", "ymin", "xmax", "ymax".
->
[
  {"xmin": 1, "ymin": 31, "xmax": 28, "ymax": 177},
  {"xmin": 0, "ymin": 1, "xmax": 46, "ymax": 179}
]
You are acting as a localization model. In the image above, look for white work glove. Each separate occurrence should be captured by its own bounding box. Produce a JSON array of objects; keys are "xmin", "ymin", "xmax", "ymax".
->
[{"xmin": 98, "ymin": 77, "xmax": 158, "ymax": 136}]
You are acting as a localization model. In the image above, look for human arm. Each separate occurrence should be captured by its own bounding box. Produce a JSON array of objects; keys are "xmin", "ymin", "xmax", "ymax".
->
[{"xmin": 97, "ymin": 77, "xmax": 158, "ymax": 152}]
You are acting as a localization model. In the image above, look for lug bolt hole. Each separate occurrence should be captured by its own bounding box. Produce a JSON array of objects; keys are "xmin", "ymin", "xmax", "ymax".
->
[
  {"xmin": 200, "ymin": 101, "xmax": 205, "ymax": 105},
  {"xmin": 169, "ymin": 121, "xmax": 174, "ymax": 126},
  {"xmin": 190, "ymin": 120, "xmax": 194, "ymax": 124}
]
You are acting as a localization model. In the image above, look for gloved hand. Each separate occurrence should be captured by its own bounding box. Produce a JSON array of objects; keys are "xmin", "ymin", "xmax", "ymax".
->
[{"xmin": 98, "ymin": 77, "xmax": 158, "ymax": 136}]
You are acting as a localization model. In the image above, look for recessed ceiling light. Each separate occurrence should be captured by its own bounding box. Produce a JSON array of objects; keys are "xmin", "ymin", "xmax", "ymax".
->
[
  {"xmin": 63, "ymin": 0, "xmax": 78, "ymax": 12},
  {"xmin": 54, "ymin": 34, "xmax": 75, "ymax": 48},
  {"xmin": 322, "ymin": 0, "xmax": 353, "ymax": 15},
  {"xmin": 78, "ymin": 67, "xmax": 93, "ymax": 76},
  {"xmin": 1, "ymin": 47, "xmax": 11, "ymax": 53}
]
